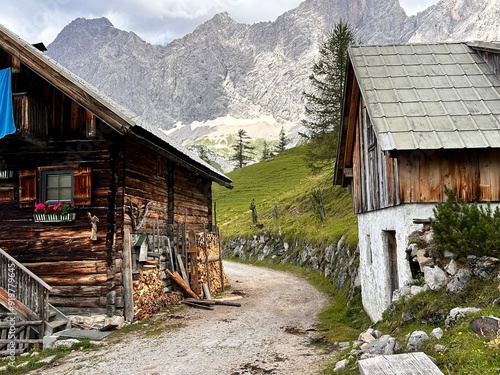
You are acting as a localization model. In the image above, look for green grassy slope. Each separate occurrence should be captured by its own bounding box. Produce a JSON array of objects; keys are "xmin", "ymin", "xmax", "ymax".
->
[{"xmin": 213, "ymin": 144, "xmax": 358, "ymax": 248}]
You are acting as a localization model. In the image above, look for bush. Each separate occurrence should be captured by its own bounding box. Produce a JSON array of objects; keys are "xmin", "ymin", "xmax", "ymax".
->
[{"xmin": 431, "ymin": 188, "xmax": 500, "ymax": 259}]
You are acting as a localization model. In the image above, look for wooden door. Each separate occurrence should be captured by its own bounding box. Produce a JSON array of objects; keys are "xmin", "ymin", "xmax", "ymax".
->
[{"xmin": 386, "ymin": 230, "xmax": 399, "ymax": 294}]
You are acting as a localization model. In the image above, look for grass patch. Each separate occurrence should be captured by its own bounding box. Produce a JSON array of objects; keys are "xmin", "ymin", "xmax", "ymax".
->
[
  {"xmin": 0, "ymin": 339, "xmax": 97, "ymax": 374},
  {"xmin": 213, "ymin": 145, "xmax": 358, "ymax": 249}
]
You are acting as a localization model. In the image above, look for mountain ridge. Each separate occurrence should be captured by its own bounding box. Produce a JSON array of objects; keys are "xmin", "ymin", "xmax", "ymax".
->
[{"xmin": 45, "ymin": 0, "xmax": 500, "ymax": 170}]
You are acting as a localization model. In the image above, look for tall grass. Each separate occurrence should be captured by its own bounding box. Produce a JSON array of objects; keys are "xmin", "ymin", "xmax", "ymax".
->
[{"xmin": 213, "ymin": 145, "xmax": 358, "ymax": 248}]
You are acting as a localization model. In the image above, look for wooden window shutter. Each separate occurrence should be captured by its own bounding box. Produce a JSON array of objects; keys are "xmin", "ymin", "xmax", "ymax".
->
[
  {"xmin": 19, "ymin": 169, "xmax": 37, "ymax": 208},
  {"xmin": 73, "ymin": 166, "xmax": 92, "ymax": 206}
]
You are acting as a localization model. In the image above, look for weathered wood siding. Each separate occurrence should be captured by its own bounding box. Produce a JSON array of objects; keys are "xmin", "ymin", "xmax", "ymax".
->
[
  {"xmin": 173, "ymin": 167, "xmax": 212, "ymax": 233},
  {"xmin": 352, "ymin": 105, "xmax": 399, "ymax": 214},
  {"xmin": 123, "ymin": 139, "xmax": 169, "ymax": 235},
  {"xmin": 398, "ymin": 149, "xmax": 500, "ymax": 203},
  {"xmin": 351, "ymin": 100, "xmax": 500, "ymax": 213}
]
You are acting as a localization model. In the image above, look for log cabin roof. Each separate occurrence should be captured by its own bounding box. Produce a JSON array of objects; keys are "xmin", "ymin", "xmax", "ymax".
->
[
  {"xmin": 0, "ymin": 24, "xmax": 233, "ymax": 188},
  {"xmin": 346, "ymin": 42, "xmax": 500, "ymax": 152}
]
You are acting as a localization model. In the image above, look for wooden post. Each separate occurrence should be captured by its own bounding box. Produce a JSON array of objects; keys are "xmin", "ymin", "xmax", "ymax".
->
[
  {"xmin": 122, "ymin": 228, "xmax": 135, "ymax": 322},
  {"xmin": 203, "ymin": 225, "xmax": 210, "ymax": 291},
  {"xmin": 217, "ymin": 226, "xmax": 224, "ymax": 292}
]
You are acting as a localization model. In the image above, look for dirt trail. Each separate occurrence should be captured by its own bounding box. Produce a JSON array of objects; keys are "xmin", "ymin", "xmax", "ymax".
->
[{"xmin": 31, "ymin": 261, "xmax": 335, "ymax": 375}]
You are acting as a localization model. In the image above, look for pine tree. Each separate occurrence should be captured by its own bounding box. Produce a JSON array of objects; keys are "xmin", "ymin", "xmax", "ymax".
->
[
  {"xmin": 231, "ymin": 129, "xmax": 255, "ymax": 168},
  {"xmin": 261, "ymin": 140, "xmax": 272, "ymax": 161},
  {"xmin": 276, "ymin": 127, "xmax": 288, "ymax": 154},
  {"xmin": 301, "ymin": 19, "xmax": 355, "ymax": 172}
]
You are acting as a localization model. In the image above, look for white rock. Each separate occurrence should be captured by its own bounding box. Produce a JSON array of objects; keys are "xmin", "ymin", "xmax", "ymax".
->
[
  {"xmin": 38, "ymin": 355, "xmax": 56, "ymax": 364},
  {"xmin": 423, "ymin": 266, "xmax": 448, "ymax": 290},
  {"xmin": 431, "ymin": 327, "xmax": 444, "ymax": 340},
  {"xmin": 445, "ymin": 259, "xmax": 458, "ymax": 276},
  {"xmin": 333, "ymin": 359, "xmax": 348, "ymax": 372}
]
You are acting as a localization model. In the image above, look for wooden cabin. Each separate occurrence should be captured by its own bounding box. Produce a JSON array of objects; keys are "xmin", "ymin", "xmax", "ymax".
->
[
  {"xmin": 334, "ymin": 42, "xmax": 500, "ymax": 322},
  {"xmin": 0, "ymin": 24, "xmax": 232, "ymax": 329}
]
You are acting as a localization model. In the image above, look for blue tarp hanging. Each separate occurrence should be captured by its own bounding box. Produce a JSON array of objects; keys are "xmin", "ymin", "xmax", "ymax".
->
[{"xmin": 0, "ymin": 67, "xmax": 16, "ymax": 139}]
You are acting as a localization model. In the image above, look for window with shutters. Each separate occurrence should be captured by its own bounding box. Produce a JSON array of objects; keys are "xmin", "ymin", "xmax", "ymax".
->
[
  {"xmin": 19, "ymin": 165, "xmax": 91, "ymax": 208},
  {"xmin": 42, "ymin": 170, "xmax": 73, "ymax": 204}
]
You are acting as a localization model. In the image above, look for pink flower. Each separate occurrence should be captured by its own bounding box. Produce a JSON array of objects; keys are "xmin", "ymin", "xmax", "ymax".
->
[{"xmin": 34, "ymin": 203, "xmax": 46, "ymax": 213}]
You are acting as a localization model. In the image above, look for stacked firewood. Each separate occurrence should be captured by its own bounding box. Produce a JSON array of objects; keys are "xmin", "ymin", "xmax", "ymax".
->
[
  {"xmin": 133, "ymin": 267, "xmax": 182, "ymax": 320},
  {"xmin": 195, "ymin": 232, "xmax": 228, "ymax": 296}
]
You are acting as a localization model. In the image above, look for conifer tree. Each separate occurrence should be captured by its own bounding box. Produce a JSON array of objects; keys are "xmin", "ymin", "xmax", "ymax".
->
[
  {"xmin": 261, "ymin": 140, "xmax": 272, "ymax": 161},
  {"xmin": 301, "ymin": 19, "xmax": 355, "ymax": 172},
  {"xmin": 276, "ymin": 127, "xmax": 289, "ymax": 154},
  {"xmin": 231, "ymin": 129, "xmax": 255, "ymax": 168}
]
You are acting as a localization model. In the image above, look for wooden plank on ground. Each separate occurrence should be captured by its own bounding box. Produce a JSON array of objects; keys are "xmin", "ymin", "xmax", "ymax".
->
[
  {"xmin": 165, "ymin": 269, "xmax": 198, "ymax": 299},
  {"xmin": 358, "ymin": 352, "xmax": 444, "ymax": 375}
]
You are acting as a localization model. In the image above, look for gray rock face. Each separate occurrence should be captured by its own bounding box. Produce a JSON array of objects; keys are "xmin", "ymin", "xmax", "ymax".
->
[
  {"xmin": 45, "ymin": 0, "xmax": 500, "ymax": 148},
  {"xmin": 467, "ymin": 256, "xmax": 500, "ymax": 279},
  {"xmin": 446, "ymin": 268, "xmax": 472, "ymax": 294}
]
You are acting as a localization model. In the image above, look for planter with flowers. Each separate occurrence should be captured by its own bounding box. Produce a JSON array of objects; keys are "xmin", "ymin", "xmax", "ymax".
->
[
  {"xmin": 33, "ymin": 202, "xmax": 76, "ymax": 223},
  {"xmin": 0, "ymin": 160, "xmax": 13, "ymax": 179}
]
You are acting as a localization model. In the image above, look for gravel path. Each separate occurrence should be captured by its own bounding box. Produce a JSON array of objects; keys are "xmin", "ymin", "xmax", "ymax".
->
[{"xmin": 31, "ymin": 261, "xmax": 334, "ymax": 374}]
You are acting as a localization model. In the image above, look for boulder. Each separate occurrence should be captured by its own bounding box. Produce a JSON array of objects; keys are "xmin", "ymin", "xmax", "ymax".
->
[
  {"xmin": 423, "ymin": 266, "xmax": 448, "ymax": 290},
  {"xmin": 416, "ymin": 249, "xmax": 434, "ymax": 267},
  {"xmin": 431, "ymin": 327, "xmax": 444, "ymax": 340},
  {"xmin": 406, "ymin": 330, "xmax": 429, "ymax": 351},
  {"xmin": 467, "ymin": 256, "xmax": 500, "ymax": 279},
  {"xmin": 359, "ymin": 334, "xmax": 402, "ymax": 358},
  {"xmin": 446, "ymin": 268, "xmax": 472, "ymax": 294},
  {"xmin": 445, "ymin": 307, "xmax": 481, "ymax": 328},
  {"xmin": 392, "ymin": 285, "xmax": 411, "ymax": 303}
]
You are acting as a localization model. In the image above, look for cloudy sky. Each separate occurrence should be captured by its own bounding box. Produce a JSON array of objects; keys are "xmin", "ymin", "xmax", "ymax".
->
[{"xmin": 2, "ymin": 0, "xmax": 439, "ymax": 46}]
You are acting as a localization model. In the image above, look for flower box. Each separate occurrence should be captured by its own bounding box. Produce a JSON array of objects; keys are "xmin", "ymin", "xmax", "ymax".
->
[
  {"xmin": 33, "ymin": 213, "xmax": 76, "ymax": 223},
  {"xmin": 0, "ymin": 170, "xmax": 13, "ymax": 179}
]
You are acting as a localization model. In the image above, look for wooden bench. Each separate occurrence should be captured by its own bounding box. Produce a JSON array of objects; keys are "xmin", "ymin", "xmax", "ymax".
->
[{"xmin": 358, "ymin": 352, "xmax": 444, "ymax": 375}]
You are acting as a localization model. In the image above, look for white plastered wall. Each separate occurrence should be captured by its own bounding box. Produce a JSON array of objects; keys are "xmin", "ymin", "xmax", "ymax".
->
[{"xmin": 357, "ymin": 203, "xmax": 437, "ymax": 322}]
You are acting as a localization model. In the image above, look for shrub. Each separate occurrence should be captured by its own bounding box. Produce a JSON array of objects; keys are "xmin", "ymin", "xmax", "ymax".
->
[{"xmin": 431, "ymin": 188, "xmax": 500, "ymax": 259}]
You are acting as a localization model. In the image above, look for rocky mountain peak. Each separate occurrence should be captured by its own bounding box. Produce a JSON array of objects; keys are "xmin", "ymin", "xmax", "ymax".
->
[{"xmin": 45, "ymin": 0, "xmax": 500, "ymax": 171}]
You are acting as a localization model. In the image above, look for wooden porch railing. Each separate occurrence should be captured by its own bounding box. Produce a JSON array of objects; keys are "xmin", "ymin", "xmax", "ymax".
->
[{"xmin": 0, "ymin": 248, "xmax": 52, "ymax": 336}]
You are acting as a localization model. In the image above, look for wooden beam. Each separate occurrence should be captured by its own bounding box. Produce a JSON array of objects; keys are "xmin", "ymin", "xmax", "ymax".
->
[{"xmin": 122, "ymin": 228, "xmax": 134, "ymax": 322}]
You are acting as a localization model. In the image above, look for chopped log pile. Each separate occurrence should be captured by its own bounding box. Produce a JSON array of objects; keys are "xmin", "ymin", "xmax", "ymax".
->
[
  {"xmin": 131, "ymin": 224, "xmax": 229, "ymax": 320},
  {"xmin": 132, "ymin": 266, "xmax": 183, "ymax": 320},
  {"xmin": 193, "ymin": 231, "xmax": 228, "ymax": 297}
]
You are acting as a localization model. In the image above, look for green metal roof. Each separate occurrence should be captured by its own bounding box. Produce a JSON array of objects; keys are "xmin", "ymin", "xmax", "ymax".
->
[{"xmin": 349, "ymin": 43, "xmax": 500, "ymax": 151}]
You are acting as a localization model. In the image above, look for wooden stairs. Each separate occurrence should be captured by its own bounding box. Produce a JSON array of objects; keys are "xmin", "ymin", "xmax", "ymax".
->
[{"xmin": 0, "ymin": 248, "xmax": 70, "ymax": 356}]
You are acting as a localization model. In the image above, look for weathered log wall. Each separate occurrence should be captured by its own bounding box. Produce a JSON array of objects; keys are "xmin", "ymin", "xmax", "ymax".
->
[
  {"xmin": 0, "ymin": 135, "xmax": 116, "ymax": 314},
  {"xmin": 351, "ymin": 100, "xmax": 500, "ymax": 214},
  {"xmin": 173, "ymin": 167, "xmax": 212, "ymax": 233}
]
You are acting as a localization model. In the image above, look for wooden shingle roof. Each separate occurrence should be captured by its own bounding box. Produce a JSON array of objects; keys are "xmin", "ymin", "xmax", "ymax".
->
[{"xmin": 349, "ymin": 42, "xmax": 500, "ymax": 151}]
